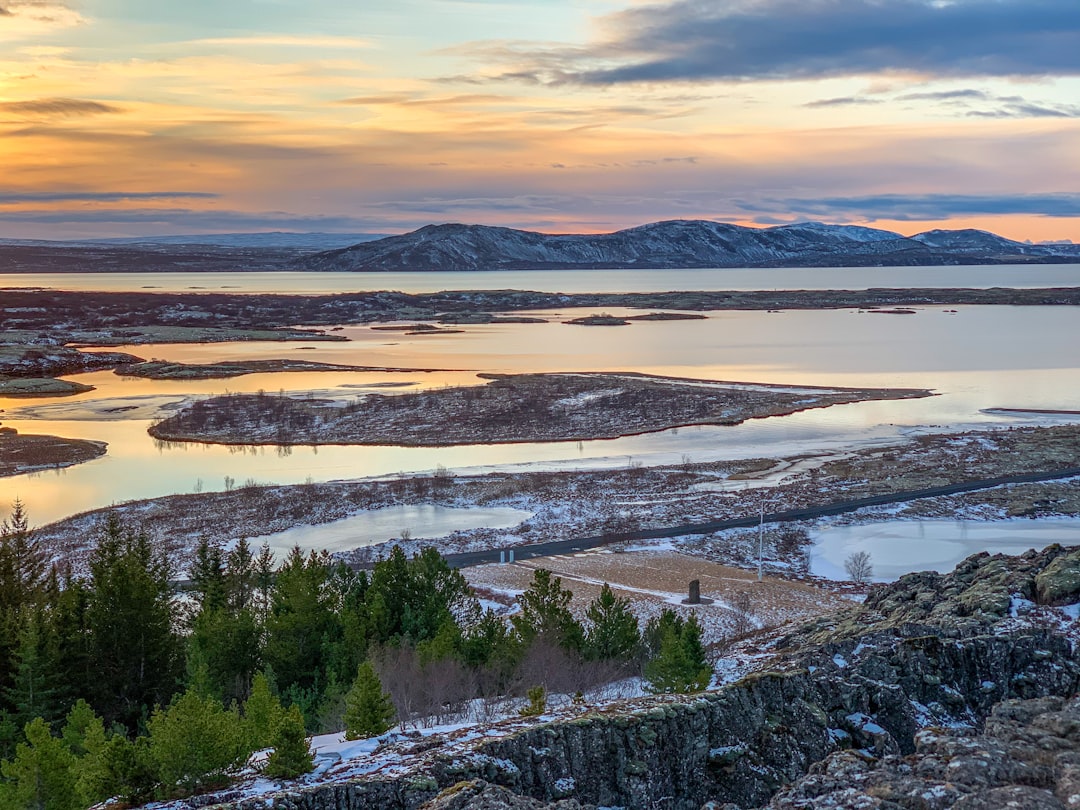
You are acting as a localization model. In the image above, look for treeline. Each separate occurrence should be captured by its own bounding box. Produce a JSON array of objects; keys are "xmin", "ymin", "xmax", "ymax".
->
[{"xmin": 0, "ymin": 502, "xmax": 712, "ymax": 807}]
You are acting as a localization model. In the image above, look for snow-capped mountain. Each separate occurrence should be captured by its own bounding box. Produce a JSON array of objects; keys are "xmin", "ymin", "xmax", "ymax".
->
[{"xmin": 298, "ymin": 220, "xmax": 1080, "ymax": 272}]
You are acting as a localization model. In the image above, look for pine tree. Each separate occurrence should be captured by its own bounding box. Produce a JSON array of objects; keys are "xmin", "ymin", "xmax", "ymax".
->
[
  {"xmin": 584, "ymin": 583, "xmax": 640, "ymax": 662},
  {"xmin": 0, "ymin": 717, "xmax": 79, "ymax": 810},
  {"xmin": 460, "ymin": 608, "xmax": 513, "ymax": 668},
  {"xmin": 262, "ymin": 705, "xmax": 313, "ymax": 779},
  {"xmin": 60, "ymin": 700, "xmax": 113, "ymax": 807},
  {"xmin": 343, "ymin": 662, "xmax": 395, "ymax": 740},
  {"xmin": 512, "ymin": 568, "xmax": 584, "ymax": 652},
  {"xmin": 643, "ymin": 610, "xmax": 711, "ymax": 694},
  {"xmin": 147, "ymin": 689, "xmax": 250, "ymax": 796},
  {"xmin": 60, "ymin": 699, "xmax": 100, "ymax": 758},
  {"xmin": 242, "ymin": 672, "xmax": 285, "ymax": 751}
]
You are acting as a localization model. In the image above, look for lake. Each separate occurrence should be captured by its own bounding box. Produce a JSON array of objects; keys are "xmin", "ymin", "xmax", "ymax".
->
[
  {"xmin": 3, "ymin": 303, "xmax": 1079, "ymax": 527},
  {"xmin": 2, "ymin": 263, "xmax": 1079, "ymax": 295},
  {"xmin": 811, "ymin": 518, "xmax": 1080, "ymax": 582}
]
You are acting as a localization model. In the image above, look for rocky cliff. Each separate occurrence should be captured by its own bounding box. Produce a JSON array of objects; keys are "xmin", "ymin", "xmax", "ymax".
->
[{"xmin": 204, "ymin": 545, "xmax": 1080, "ymax": 810}]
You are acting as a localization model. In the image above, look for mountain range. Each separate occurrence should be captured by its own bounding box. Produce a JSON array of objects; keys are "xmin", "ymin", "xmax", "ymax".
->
[{"xmin": 297, "ymin": 220, "xmax": 1080, "ymax": 272}]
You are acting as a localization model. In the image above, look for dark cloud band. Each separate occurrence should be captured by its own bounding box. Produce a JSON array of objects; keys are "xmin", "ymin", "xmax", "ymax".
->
[
  {"xmin": 742, "ymin": 193, "xmax": 1080, "ymax": 221},
  {"xmin": 1, "ymin": 98, "xmax": 122, "ymax": 117},
  {"xmin": 529, "ymin": 0, "xmax": 1080, "ymax": 84}
]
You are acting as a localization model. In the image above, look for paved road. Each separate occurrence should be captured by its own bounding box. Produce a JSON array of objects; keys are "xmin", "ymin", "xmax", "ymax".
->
[{"xmin": 425, "ymin": 465, "xmax": 1080, "ymax": 570}]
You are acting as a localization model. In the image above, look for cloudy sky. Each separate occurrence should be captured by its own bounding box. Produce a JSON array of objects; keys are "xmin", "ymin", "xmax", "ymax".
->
[{"xmin": 1, "ymin": 0, "xmax": 1078, "ymax": 240}]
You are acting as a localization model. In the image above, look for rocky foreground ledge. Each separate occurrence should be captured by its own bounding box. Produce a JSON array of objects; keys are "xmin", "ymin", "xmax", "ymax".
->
[{"xmin": 192, "ymin": 545, "xmax": 1080, "ymax": 810}]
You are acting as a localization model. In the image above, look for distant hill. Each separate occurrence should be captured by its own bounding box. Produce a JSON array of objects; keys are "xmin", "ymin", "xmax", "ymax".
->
[
  {"xmin": 297, "ymin": 220, "xmax": 1080, "ymax": 272},
  {"xmin": 0, "ymin": 232, "xmax": 387, "ymax": 274},
  {"xmin": 2, "ymin": 222, "xmax": 1077, "ymax": 274}
]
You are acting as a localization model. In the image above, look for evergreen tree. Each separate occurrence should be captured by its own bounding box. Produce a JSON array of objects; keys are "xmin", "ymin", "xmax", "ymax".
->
[
  {"xmin": 60, "ymin": 701, "xmax": 113, "ymax": 807},
  {"xmin": 146, "ymin": 689, "xmax": 250, "ymax": 796},
  {"xmin": 5, "ymin": 612, "xmax": 62, "ymax": 727},
  {"xmin": 226, "ymin": 537, "xmax": 256, "ymax": 613},
  {"xmin": 0, "ymin": 501, "xmax": 47, "ymax": 711},
  {"xmin": 44, "ymin": 580, "xmax": 92, "ymax": 723},
  {"xmin": 97, "ymin": 734, "xmax": 157, "ymax": 806},
  {"xmin": 343, "ymin": 662, "xmax": 395, "ymax": 740},
  {"xmin": 85, "ymin": 515, "xmax": 182, "ymax": 731},
  {"xmin": 0, "ymin": 717, "xmax": 79, "ymax": 810},
  {"xmin": 262, "ymin": 705, "xmax": 313, "ymax": 779},
  {"xmin": 584, "ymin": 583, "xmax": 640, "ymax": 662},
  {"xmin": 364, "ymin": 547, "xmax": 473, "ymax": 646},
  {"xmin": 643, "ymin": 610, "xmax": 711, "ymax": 694},
  {"xmin": 512, "ymin": 568, "xmax": 584, "ymax": 652},
  {"xmin": 187, "ymin": 605, "xmax": 261, "ymax": 704},
  {"xmin": 253, "ymin": 543, "xmax": 276, "ymax": 627},
  {"xmin": 60, "ymin": 699, "xmax": 100, "ymax": 758},
  {"xmin": 242, "ymin": 672, "xmax": 285, "ymax": 750},
  {"xmin": 0, "ymin": 500, "xmax": 46, "ymax": 615},
  {"xmin": 460, "ymin": 608, "xmax": 513, "ymax": 669},
  {"xmin": 189, "ymin": 538, "xmax": 227, "ymax": 613},
  {"xmin": 0, "ymin": 711, "xmax": 16, "ymax": 763},
  {"xmin": 263, "ymin": 548, "xmax": 337, "ymax": 698}
]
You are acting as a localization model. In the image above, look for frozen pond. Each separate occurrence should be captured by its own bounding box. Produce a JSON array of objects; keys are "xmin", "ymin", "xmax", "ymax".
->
[
  {"xmin": 810, "ymin": 518, "xmax": 1080, "ymax": 582},
  {"xmin": 244, "ymin": 504, "xmax": 532, "ymax": 558}
]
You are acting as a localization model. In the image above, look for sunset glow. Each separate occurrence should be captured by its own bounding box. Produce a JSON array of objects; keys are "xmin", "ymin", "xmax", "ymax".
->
[{"xmin": 1, "ymin": 0, "xmax": 1079, "ymax": 241}]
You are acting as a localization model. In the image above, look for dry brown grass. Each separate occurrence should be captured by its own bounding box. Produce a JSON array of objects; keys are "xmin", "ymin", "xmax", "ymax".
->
[{"xmin": 465, "ymin": 548, "xmax": 847, "ymax": 645}]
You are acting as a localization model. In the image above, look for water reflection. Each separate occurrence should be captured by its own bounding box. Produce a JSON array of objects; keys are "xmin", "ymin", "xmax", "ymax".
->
[
  {"xmin": 2, "ymin": 306, "xmax": 1079, "ymax": 526},
  {"xmin": 810, "ymin": 519, "xmax": 1080, "ymax": 582},
  {"xmin": 4, "ymin": 264, "xmax": 1079, "ymax": 294}
]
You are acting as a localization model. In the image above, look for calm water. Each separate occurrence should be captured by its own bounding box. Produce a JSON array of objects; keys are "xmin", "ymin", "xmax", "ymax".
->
[
  {"xmin": 248, "ymin": 505, "xmax": 533, "ymax": 559},
  {"xmin": 811, "ymin": 518, "xmax": 1080, "ymax": 582},
  {"xmin": 2, "ymin": 304, "xmax": 1079, "ymax": 527},
  {"xmin": 2, "ymin": 264, "xmax": 1079, "ymax": 294}
]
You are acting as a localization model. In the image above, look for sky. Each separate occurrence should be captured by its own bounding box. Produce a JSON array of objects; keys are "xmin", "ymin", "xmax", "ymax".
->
[{"xmin": 0, "ymin": 0, "xmax": 1079, "ymax": 241}]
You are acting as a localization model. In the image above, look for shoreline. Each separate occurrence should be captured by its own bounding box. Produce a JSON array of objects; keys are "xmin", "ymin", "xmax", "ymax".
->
[
  {"xmin": 32, "ymin": 423, "xmax": 1080, "ymax": 578},
  {"xmin": 0, "ymin": 427, "xmax": 107, "ymax": 478},
  {"xmin": 145, "ymin": 372, "xmax": 932, "ymax": 448}
]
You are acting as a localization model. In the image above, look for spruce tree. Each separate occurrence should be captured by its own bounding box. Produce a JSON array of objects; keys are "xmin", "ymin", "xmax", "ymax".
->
[
  {"xmin": 263, "ymin": 548, "xmax": 336, "ymax": 699},
  {"xmin": 263, "ymin": 705, "xmax": 313, "ymax": 779},
  {"xmin": 584, "ymin": 583, "xmax": 640, "ymax": 662},
  {"xmin": 5, "ymin": 613, "xmax": 61, "ymax": 727},
  {"xmin": 85, "ymin": 515, "xmax": 182, "ymax": 731},
  {"xmin": 0, "ymin": 717, "xmax": 79, "ymax": 810},
  {"xmin": 343, "ymin": 662, "xmax": 395, "ymax": 741},
  {"xmin": 0, "ymin": 500, "xmax": 47, "ymax": 710}
]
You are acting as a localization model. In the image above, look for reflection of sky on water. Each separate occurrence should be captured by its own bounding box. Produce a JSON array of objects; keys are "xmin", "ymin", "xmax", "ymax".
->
[
  {"xmin": 811, "ymin": 518, "xmax": 1080, "ymax": 582},
  {"xmin": 3, "ymin": 305, "xmax": 1079, "ymax": 526},
  {"xmin": 3, "ymin": 265, "xmax": 1080, "ymax": 294}
]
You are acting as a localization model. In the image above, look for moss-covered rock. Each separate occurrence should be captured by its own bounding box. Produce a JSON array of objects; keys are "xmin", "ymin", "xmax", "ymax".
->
[{"xmin": 1034, "ymin": 547, "xmax": 1080, "ymax": 605}]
